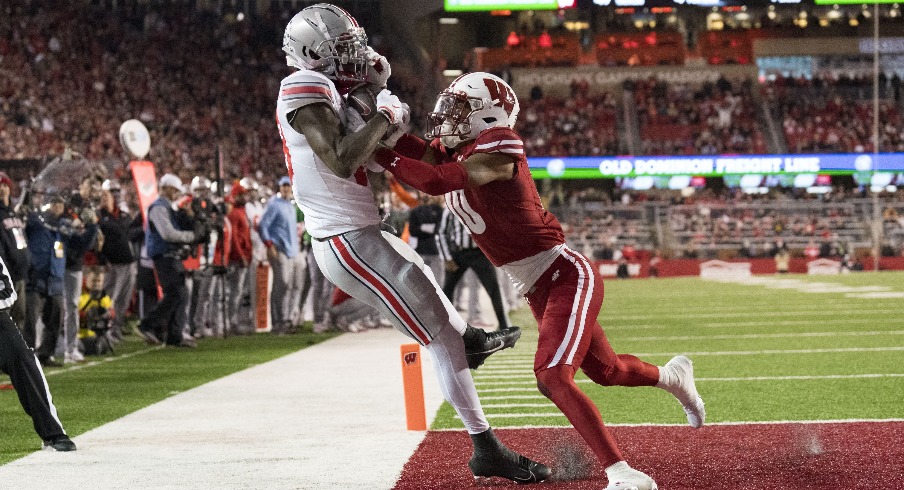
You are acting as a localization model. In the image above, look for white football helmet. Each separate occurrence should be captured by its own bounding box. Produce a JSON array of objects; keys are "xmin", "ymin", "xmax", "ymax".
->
[
  {"xmin": 428, "ymin": 72, "xmax": 520, "ymax": 148},
  {"xmin": 282, "ymin": 3, "xmax": 368, "ymax": 84}
]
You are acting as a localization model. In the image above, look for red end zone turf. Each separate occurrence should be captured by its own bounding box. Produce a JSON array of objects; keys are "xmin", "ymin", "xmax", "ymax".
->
[{"xmin": 394, "ymin": 422, "xmax": 904, "ymax": 489}]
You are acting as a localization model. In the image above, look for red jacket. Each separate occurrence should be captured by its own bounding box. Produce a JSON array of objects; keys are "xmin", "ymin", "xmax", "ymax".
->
[{"xmin": 227, "ymin": 205, "xmax": 252, "ymax": 265}]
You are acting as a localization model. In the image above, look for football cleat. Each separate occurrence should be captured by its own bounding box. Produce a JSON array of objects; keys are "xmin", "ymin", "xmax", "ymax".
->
[
  {"xmin": 463, "ymin": 325, "xmax": 521, "ymax": 370},
  {"xmin": 662, "ymin": 355, "xmax": 706, "ymax": 428},
  {"xmin": 469, "ymin": 429, "xmax": 551, "ymax": 484},
  {"xmin": 604, "ymin": 462, "xmax": 657, "ymax": 490},
  {"xmin": 42, "ymin": 435, "xmax": 77, "ymax": 452}
]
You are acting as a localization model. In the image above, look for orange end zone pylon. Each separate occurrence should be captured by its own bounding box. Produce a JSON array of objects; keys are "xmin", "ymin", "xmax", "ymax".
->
[{"xmin": 400, "ymin": 343, "xmax": 427, "ymax": 431}]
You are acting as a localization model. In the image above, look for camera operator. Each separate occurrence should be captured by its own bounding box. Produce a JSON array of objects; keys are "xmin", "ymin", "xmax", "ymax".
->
[
  {"xmin": 23, "ymin": 194, "xmax": 96, "ymax": 366},
  {"xmin": 186, "ymin": 176, "xmax": 222, "ymax": 339},
  {"xmin": 136, "ymin": 174, "xmax": 207, "ymax": 348},
  {"xmin": 57, "ymin": 178, "xmax": 101, "ymax": 363}
]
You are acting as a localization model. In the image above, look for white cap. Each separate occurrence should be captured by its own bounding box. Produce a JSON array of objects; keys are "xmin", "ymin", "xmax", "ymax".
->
[{"xmin": 159, "ymin": 173, "xmax": 184, "ymax": 192}]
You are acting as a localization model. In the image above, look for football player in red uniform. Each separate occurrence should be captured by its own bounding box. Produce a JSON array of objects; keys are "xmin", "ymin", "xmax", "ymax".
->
[{"xmin": 373, "ymin": 72, "xmax": 706, "ymax": 490}]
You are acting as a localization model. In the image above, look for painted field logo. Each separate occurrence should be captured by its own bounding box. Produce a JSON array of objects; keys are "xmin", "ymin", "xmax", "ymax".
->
[{"xmin": 403, "ymin": 352, "xmax": 418, "ymax": 366}]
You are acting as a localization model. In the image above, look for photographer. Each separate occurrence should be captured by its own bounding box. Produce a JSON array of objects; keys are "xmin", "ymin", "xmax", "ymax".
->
[
  {"xmin": 136, "ymin": 174, "xmax": 207, "ymax": 348},
  {"xmin": 186, "ymin": 176, "xmax": 222, "ymax": 339},
  {"xmin": 57, "ymin": 179, "xmax": 101, "ymax": 363}
]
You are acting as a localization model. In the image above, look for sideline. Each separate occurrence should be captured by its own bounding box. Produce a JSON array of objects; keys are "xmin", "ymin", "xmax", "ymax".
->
[{"xmin": 0, "ymin": 329, "xmax": 445, "ymax": 490}]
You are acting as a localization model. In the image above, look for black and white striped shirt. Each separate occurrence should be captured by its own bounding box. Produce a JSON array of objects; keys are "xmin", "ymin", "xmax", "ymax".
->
[
  {"xmin": 436, "ymin": 208, "xmax": 477, "ymax": 261},
  {"xmin": 0, "ymin": 255, "xmax": 18, "ymax": 310}
]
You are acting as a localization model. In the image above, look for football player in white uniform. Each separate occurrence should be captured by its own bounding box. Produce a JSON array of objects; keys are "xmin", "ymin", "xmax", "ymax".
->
[{"xmin": 274, "ymin": 4, "xmax": 551, "ymax": 483}]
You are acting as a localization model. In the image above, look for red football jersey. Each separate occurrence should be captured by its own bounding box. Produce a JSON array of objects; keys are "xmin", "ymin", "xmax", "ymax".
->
[{"xmin": 432, "ymin": 127, "xmax": 565, "ymax": 266}]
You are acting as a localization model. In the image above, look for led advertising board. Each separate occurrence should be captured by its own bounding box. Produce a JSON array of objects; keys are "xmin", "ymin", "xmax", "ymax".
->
[
  {"xmin": 444, "ymin": 0, "xmax": 575, "ymax": 11},
  {"xmin": 527, "ymin": 153, "xmax": 904, "ymax": 179}
]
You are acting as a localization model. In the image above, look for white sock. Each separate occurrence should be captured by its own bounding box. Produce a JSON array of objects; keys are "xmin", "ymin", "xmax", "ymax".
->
[
  {"xmin": 425, "ymin": 325, "xmax": 489, "ymax": 434},
  {"xmin": 655, "ymin": 365, "xmax": 677, "ymax": 393},
  {"xmin": 605, "ymin": 461, "xmax": 630, "ymax": 478}
]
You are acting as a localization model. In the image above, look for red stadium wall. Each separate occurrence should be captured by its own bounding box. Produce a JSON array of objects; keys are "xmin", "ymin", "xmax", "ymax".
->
[{"xmin": 593, "ymin": 257, "xmax": 904, "ymax": 279}]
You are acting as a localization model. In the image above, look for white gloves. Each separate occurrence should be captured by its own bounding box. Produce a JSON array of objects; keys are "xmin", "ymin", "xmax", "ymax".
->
[
  {"xmin": 376, "ymin": 89, "xmax": 408, "ymax": 125},
  {"xmin": 365, "ymin": 46, "xmax": 391, "ymax": 89},
  {"xmin": 383, "ymin": 103, "xmax": 410, "ymax": 148}
]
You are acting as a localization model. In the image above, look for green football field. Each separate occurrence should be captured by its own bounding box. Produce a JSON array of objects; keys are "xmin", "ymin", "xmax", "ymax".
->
[
  {"xmin": 2, "ymin": 272, "xmax": 902, "ymax": 467},
  {"xmin": 432, "ymin": 272, "xmax": 904, "ymax": 428}
]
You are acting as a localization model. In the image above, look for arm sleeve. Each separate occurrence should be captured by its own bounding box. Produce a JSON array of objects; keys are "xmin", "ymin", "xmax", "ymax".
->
[
  {"xmin": 392, "ymin": 134, "xmax": 430, "ymax": 160},
  {"xmin": 148, "ymin": 206, "xmax": 195, "ymax": 244},
  {"xmin": 374, "ymin": 148, "xmax": 468, "ymax": 196}
]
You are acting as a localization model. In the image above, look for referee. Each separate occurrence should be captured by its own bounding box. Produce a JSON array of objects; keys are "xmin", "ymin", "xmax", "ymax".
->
[
  {"xmin": 0, "ymin": 255, "xmax": 76, "ymax": 451},
  {"xmin": 436, "ymin": 208, "xmax": 511, "ymax": 330}
]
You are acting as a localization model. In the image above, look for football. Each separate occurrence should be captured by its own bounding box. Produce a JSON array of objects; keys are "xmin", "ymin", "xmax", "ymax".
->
[{"xmin": 347, "ymin": 84, "xmax": 378, "ymax": 121}]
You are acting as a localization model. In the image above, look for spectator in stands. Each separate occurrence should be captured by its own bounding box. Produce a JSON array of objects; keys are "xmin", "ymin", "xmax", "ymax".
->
[
  {"xmin": 0, "ymin": 172, "xmax": 29, "ymax": 328},
  {"xmin": 259, "ymin": 176, "xmax": 301, "ymax": 335}
]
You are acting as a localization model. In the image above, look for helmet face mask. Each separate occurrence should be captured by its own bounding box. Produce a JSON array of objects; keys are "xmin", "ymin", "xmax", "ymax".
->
[
  {"xmin": 283, "ymin": 4, "xmax": 368, "ymax": 83},
  {"xmin": 427, "ymin": 91, "xmax": 475, "ymax": 144}
]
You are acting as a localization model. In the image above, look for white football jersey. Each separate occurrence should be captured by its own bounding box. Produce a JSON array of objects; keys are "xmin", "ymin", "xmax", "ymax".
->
[{"xmin": 275, "ymin": 69, "xmax": 381, "ymax": 239}]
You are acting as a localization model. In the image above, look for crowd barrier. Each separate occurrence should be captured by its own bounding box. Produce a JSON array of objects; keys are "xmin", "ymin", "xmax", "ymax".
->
[{"xmin": 594, "ymin": 257, "xmax": 904, "ymax": 278}]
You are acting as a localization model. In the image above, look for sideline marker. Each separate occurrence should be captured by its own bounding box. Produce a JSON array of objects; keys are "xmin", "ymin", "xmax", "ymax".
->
[{"xmin": 400, "ymin": 343, "xmax": 427, "ymax": 431}]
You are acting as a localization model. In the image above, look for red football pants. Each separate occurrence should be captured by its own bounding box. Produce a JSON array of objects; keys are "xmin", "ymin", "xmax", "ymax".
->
[{"xmin": 526, "ymin": 248, "xmax": 660, "ymax": 468}]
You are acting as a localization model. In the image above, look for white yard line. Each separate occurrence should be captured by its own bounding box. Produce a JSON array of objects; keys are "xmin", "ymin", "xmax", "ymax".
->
[
  {"xmin": 0, "ymin": 329, "xmax": 445, "ymax": 490},
  {"xmin": 0, "ymin": 347, "xmax": 161, "ymax": 384},
  {"xmin": 615, "ymin": 330, "xmax": 904, "ymax": 342}
]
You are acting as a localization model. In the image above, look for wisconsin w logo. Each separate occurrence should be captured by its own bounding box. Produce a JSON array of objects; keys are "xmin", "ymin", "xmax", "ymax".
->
[
  {"xmin": 483, "ymin": 78, "xmax": 516, "ymax": 113},
  {"xmin": 403, "ymin": 352, "xmax": 418, "ymax": 366}
]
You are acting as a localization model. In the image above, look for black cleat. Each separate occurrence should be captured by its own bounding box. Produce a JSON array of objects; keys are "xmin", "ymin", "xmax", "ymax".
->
[
  {"xmin": 469, "ymin": 429, "xmax": 551, "ymax": 484},
  {"xmin": 463, "ymin": 325, "xmax": 521, "ymax": 370},
  {"xmin": 43, "ymin": 435, "xmax": 76, "ymax": 452}
]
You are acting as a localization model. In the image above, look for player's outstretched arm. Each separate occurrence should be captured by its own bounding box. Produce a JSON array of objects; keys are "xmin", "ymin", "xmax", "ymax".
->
[
  {"xmin": 291, "ymin": 103, "xmax": 390, "ymax": 179},
  {"xmin": 372, "ymin": 147, "xmax": 514, "ymax": 195}
]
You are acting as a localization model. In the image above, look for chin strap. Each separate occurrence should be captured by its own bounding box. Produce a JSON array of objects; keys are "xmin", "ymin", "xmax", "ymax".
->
[{"xmin": 373, "ymin": 147, "xmax": 469, "ymax": 195}]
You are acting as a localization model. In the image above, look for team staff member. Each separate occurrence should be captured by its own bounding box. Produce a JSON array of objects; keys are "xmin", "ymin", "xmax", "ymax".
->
[
  {"xmin": 436, "ymin": 206, "xmax": 511, "ymax": 330},
  {"xmin": 259, "ymin": 176, "xmax": 300, "ymax": 334},
  {"xmin": 137, "ymin": 174, "xmax": 205, "ymax": 348},
  {"xmin": 0, "ymin": 255, "xmax": 76, "ymax": 451},
  {"xmin": 0, "ymin": 172, "xmax": 29, "ymax": 328}
]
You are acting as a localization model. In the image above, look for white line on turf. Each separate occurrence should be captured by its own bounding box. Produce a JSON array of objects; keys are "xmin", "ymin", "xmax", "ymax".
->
[
  {"xmin": 483, "ymin": 403, "xmax": 557, "ymax": 409},
  {"xmin": 633, "ymin": 346, "xmax": 904, "ymax": 357},
  {"xmin": 615, "ymin": 330, "xmax": 904, "ymax": 342},
  {"xmin": 604, "ymin": 309, "xmax": 903, "ymax": 321},
  {"xmin": 0, "ymin": 346, "xmax": 162, "ymax": 384}
]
